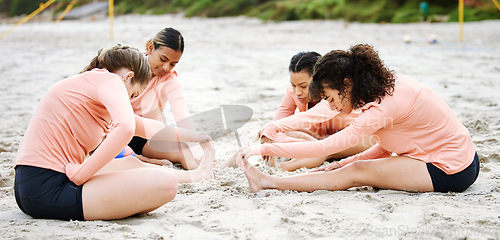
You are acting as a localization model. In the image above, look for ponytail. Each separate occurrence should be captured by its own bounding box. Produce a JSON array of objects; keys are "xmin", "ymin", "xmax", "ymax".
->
[
  {"xmin": 81, "ymin": 48, "xmax": 109, "ymax": 72},
  {"xmin": 80, "ymin": 44, "xmax": 151, "ymax": 86}
]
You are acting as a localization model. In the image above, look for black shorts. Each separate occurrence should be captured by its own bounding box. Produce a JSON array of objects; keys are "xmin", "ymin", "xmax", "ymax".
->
[
  {"xmin": 128, "ymin": 136, "xmax": 148, "ymax": 155},
  {"xmin": 14, "ymin": 165, "xmax": 84, "ymax": 221},
  {"xmin": 427, "ymin": 152, "xmax": 480, "ymax": 193}
]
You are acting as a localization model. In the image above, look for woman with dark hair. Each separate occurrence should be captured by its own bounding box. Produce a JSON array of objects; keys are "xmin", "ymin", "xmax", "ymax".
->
[
  {"xmin": 129, "ymin": 27, "xmax": 203, "ymax": 169},
  {"xmin": 236, "ymin": 44, "xmax": 479, "ymax": 193},
  {"xmin": 274, "ymin": 51, "xmax": 323, "ymax": 120},
  {"xmin": 252, "ymin": 51, "xmax": 374, "ymax": 171}
]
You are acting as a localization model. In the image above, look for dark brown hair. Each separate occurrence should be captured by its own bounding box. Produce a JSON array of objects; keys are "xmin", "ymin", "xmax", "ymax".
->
[
  {"xmin": 289, "ymin": 51, "xmax": 321, "ymax": 75},
  {"xmin": 145, "ymin": 27, "xmax": 184, "ymax": 53},
  {"xmin": 309, "ymin": 44, "xmax": 395, "ymax": 109}
]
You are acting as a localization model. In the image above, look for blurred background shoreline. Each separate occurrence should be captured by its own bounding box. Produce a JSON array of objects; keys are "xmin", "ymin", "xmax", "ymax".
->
[{"xmin": 1, "ymin": 0, "xmax": 499, "ymax": 24}]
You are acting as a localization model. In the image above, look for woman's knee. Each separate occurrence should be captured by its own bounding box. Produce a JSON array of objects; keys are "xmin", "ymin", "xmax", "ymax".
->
[
  {"xmin": 342, "ymin": 160, "xmax": 373, "ymax": 185},
  {"xmin": 347, "ymin": 160, "xmax": 371, "ymax": 172},
  {"xmin": 285, "ymin": 131, "xmax": 316, "ymax": 141},
  {"xmin": 154, "ymin": 171, "xmax": 178, "ymax": 202}
]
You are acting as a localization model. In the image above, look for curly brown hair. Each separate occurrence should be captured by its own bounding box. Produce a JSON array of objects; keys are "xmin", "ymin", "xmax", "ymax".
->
[{"xmin": 309, "ymin": 44, "xmax": 395, "ymax": 109}]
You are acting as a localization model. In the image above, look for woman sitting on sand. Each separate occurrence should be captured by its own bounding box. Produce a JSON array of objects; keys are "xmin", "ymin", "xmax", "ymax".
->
[
  {"xmin": 255, "ymin": 51, "xmax": 374, "ymax": 171},
  {"xmin": 128, "ymin": 27, "xmax": 203, "ymax": 169},
  {"xmin": 236, "ymin": 44, "xmax": 479, "ymax": 193},
  {"xmin": 14, "ymin": 44, "xmax": 215, "ymax": 221}
]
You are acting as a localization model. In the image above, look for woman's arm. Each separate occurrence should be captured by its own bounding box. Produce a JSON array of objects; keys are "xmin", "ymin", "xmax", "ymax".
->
[
  {"xmin": 163, "ymin": 76, "xmax": 205, "ymax": 160},
  {"xmin": 337, "ymin": 143, "xmax": 391, "ymax": 167},
  {"xmin": 134, "ymin": 114, "xmax": 205, "ymax": 143},
  {"xmin": 247, "ymin": 105, "xmax": 389, "ymax": 160},
  {"xmin": 309, "ymin": 143, "xmax": 391, "ymax": 173},
  {"xmin": 65, "ymin": 78, "xmax": 135, "ymax": 186},
  {"xmin": 164, "ymin": 78, "xmax": 196, "ymax": 131},
  {"xmin": 260, "ymin": 100, "xmax": 340, "ymax": 142},
  {"xmin": 274, "ymin": 87, "xmax": 299, "ymax": 121}
]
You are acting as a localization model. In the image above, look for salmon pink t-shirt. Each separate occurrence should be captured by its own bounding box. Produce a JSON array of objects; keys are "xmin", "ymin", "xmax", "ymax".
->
[
  {"xmin": 273, "ymin": 86, "xmax": 338, "ymax": 137},
  {"xmin": 130, "ymin": 70, "xmax": 202, "ymax": 156},
  {"xmin": 16, "ymin": 69, "xmax": 204, "ymax": 185},
  {"xmin": 15, "ymin": 69, "xmax": 136, "ymax": 185},
  {"xmin": 254, "ymin": 74, "xmax": 475, "ymax": 174},
  {"xmin": 261, "ymin": 86, "xmax": 359, "ymax": 143},
  {"xmin": 130, "ymin": 70, "xmax": 194, "ymax": 130}
]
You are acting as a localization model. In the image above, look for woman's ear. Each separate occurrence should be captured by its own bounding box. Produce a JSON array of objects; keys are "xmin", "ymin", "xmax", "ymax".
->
[
  {"xmin": 124, "ymin": 71, "xmax": 134, "ymax": 81},
  {"xmin": 147, "ymin": 41, "xmax": 154, "ymax": 55}
]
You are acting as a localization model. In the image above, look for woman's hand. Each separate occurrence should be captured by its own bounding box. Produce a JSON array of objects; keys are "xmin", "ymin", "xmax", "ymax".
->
[
  {"xmin": 200, "ymin": 137, "xmax": 215, "ymax": 156},
  {"xmin": 65, "ymin": 163, "xmax": 77, "ymax": 173},
  {"xmin": 199, "ymin": 133, "xmax": 212, "ymax": 143},
  {"xmin": 259, "ymin": 136, "xmax": 275, "ymax": 162},
  {"xmin": 136, "ymin": 155, "xmax": 174, "ymax": 167},
  {"xmin": 254, "ymin": 125, "xmax": 278, "ymax": 143},
  {"xmin": 309, "ymin": 162, "xmax": 341, "ymax": 173},
  {"xmin": 199, "ymin": 137, "xmax": 220, "ymax": 167},
  {"xmin": 254, "ymin": 129, "xmax": 264, "ymax": 142},
  {"xmin": 260, "ymin": 135, "xmax": 273, "ymax": 144},
  {"xmin": 235, "ymin": 146, "xmax": 254, "ymax": 167}
]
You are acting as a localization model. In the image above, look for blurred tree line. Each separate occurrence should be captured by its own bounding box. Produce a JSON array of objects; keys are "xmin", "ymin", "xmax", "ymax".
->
[
  {"xmin": 1, "ymin": 0, "xmax": 499, "ymax": 22},
  {"xmin": 0, "ymin": 0, "xmax": 75, "ymax": 17}
]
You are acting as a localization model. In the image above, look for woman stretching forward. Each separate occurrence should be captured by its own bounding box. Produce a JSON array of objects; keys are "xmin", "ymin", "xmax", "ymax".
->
[
  {"xmin": 256, "ymin": 51, "xmax": 374, "ymax": 171},
  {"xmin": 129, "ymin": 27, "xmax": 202, "ymax": 169},
  {"xmin": 237, "ymin": 44, "xmax": 479, "ymax": 193},
  {"xmin": 14, "ymin": 44, "xmax": 214, "ymax": 221}
]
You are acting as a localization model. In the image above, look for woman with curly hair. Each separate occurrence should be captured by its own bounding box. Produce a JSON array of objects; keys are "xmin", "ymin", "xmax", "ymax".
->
[
  {"xmin": 254, "ymin": 51, "xmax": 374, "ymax": 171},
  {"xmin": 236, "ymin": 44, "xmax": 479, "ymax": 193}
]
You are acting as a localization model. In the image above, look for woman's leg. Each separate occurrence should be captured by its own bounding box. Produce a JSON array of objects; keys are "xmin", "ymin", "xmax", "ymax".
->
[
  {"xmin": 82, "ymin": 167, "xmax": 178, "ymax": 220},
  {"xmin": 279, "ymin": 156, "xmax": 330, "ymax": 171},
  {"xmin": 218, "ymin": 151, "xmax": 239, "ymax": 169},
  {"xmin": 276, "ymin": 131, "xmax": 325, "ymax": 171},
  {"xmin": 241, "ymin": 156, "xmax": 433, "ymax": 193},
  {"xmin": 136, "ymin": 154, "xmax": 173, "ymax": 167},
  {"xmin": 101, "ymin": 146, "xmax": 214, "ymax": 184},
  {"xmin": 83, "ymin": 145, "xmax": 215, "ymax": 221},
  {"xmin": 285, "ymin": 130, "xmax": 318, "ymax": 141},
  {"xmin": 141, "ymin": 141, "xmax": 199, "ymax": 170}
]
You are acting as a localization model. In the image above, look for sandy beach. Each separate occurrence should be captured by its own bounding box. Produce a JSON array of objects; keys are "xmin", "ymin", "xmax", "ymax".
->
[{"xmin": 0, "ymin": 13, "xmax": 499, "ymax": 239}]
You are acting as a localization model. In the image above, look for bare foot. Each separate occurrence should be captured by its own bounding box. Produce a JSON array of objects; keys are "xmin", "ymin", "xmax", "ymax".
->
[
  {"xmin": 265, "ymin": 156, "xmax": 276, "ymax": 168},
  {"xmin": 240, "ymin": 158, "xmax": 271, "ymax": 193},
  {"xmin": 195, "ymin": 140, "xmax": 215, "ymax": 180},
  {"xmin": 136, "ymin": 155, "xmax": 173, "ymax": 167},
  {"xmin": 200, "ymin": 139, "xmax": 215, "ymax": 155},
  {"xmin": 217, "ymin": 152, "xmax": 239, "ymax": 169}
]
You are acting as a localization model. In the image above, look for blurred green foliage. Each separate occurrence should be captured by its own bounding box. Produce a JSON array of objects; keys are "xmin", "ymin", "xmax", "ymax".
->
[
  {"xmin": 1, "ymin": 0, "xmax": 499, "ymax": 22},
  {"xmin": 1, "ymin": 0, "xmax": 95, "ymax": 17},
  {"xmin": 7, "ymin": 0, "xmax": 39, "ymax": 16}
]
